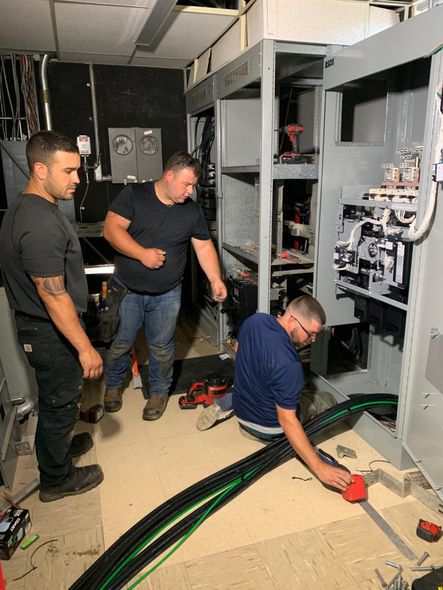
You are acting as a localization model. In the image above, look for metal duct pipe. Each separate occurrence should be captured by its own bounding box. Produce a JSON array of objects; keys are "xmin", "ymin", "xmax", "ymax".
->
[
  {"xmin": 39, "ymin": 54, "xmax": 53, "ymax": 130},
  {"xmin": 88, "ymin": 62, "xmax": 103, "ymax": 181}
]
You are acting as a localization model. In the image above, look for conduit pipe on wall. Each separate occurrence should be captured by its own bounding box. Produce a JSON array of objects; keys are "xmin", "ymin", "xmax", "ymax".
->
[
  {"xmin": 88, "ymin": 62, "xmax": 104, "ymax": 181},
  {"xmin": 39, "ymin": 54, "xmax": 53, "ymax": 131}
]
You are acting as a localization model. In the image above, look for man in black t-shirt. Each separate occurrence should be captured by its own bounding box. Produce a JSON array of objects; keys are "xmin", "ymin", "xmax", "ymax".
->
[
  {"xmin": 0, "ymin": 131, "xmax": 104, "ymax": 502},
  {"xmin": 103, "ymin": 151, "xmax": 227, "ymax": 420}
]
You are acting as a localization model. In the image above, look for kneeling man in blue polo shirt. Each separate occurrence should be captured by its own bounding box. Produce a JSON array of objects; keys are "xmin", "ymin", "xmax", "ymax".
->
[{"xmin": 198, "ymin": 295, "xmax": 352, "ymax": 492}]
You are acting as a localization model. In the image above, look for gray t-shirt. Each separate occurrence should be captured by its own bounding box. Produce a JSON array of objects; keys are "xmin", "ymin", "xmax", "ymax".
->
[{"xmin": 0, "ymin": 193, "xmax": 88, "ymax": 319}]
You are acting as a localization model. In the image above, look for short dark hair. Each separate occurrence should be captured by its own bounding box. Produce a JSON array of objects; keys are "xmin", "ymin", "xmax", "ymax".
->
[
  {"xmin": 26, "ymin": 130, "xmax": 79, "ymax": 172},
  {"xmin": 287, "ymin": 295, "xmax": 326, "ymax": 326},
  {"xmin": 164, "ymin": 151, "xmax": 201, "ymax": 177}
]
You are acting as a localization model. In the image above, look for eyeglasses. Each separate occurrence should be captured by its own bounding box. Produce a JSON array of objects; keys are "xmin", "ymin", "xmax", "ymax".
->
[{"xmin": 291, "ymin": 316, "xmax": 321, "ymax": 341}]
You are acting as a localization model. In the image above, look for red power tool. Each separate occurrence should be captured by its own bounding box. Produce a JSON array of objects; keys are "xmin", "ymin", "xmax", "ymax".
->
[
  {"xmin": 280, "ymin": 124, "xmax": 311, "ymax": 164},
  {"xmin": 416, "ymin": 519, "xmax": 442, "ymax": 542},
  {"xmin": 178, "ymin": 375, "xmax": 230, "ymax": 409}
]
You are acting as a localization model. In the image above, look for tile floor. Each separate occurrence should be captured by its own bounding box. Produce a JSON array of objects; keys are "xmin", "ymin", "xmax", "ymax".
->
[{"xmin": 2, "ymin": 316, "xmax": 443, "ymax": 589}]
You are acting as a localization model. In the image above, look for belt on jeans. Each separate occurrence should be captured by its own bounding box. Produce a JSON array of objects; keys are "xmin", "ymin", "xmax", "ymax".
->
[
  {"xmin": 15, "ymin": 311, "xmax": 51, "ymax": 322},
  {"xmin": 239, "ymin": 424, "xmax": 284, "ymax": 441}
]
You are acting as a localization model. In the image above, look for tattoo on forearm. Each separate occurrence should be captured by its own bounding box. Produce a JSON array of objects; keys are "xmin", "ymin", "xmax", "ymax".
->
[{"xmin": 32, "ymin": 275, "xmax": 66, "ymax": 295}]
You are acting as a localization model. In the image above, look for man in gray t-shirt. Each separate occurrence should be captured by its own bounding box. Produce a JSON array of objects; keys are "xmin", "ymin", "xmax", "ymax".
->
[{"xmin": 0, "ymin": 130, "xmax": 104, "ymax": 502}]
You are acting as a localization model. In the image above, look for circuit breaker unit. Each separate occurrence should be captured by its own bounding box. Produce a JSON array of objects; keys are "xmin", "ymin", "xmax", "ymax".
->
[
  {"xmin": 333, "ymin": 148, "xmax": 421, "ymax": 307},
  {"xmin": 108, "ymin": 127, "xmax": 162, "ymax": 184}
]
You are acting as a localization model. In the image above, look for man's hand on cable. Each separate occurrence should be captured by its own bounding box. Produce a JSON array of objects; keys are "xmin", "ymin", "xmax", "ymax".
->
[
  {"xmin": 79, "ymin": 346, "xmax": 104, "ymax": 380},
  {"xmin": 139, "ymin": 247, "xmax": 166, "ymax": 269},
  {"xmin": 210, "ymin": 278, "xmax": 227, "ymax": 302},
  {"xmin": 313, "ymin": 462, "xmax": 353, "ymax": 492},
  {"xmin": 277, "ymin": 405, "xmax": 353, "ymax": 493}
]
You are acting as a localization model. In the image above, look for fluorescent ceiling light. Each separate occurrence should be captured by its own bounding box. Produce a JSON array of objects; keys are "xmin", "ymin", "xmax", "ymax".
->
[{"xmin": 136, "ymin": 0, "xmax": 178, "ymax": 47}]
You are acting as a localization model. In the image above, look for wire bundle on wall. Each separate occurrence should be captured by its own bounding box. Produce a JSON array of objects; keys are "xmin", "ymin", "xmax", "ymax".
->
[
  {"xmin": 0, "ymin": 53, "xmax": 40, "ymax": 141},
  {"xmin": 70, "ymin": 393, "xmax": 398, "ymax": 590}
]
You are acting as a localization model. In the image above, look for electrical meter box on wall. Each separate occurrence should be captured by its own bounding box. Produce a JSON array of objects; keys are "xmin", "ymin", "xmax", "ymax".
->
[{"xmin": 108, "ymin": 127, "xmax": 163, "ymax": 184}]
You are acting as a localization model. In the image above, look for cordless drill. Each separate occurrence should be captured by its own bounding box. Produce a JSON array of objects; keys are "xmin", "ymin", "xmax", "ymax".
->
[{"xmin": 280, "ymin": 124, "xmax": 311, "ymax": 164}]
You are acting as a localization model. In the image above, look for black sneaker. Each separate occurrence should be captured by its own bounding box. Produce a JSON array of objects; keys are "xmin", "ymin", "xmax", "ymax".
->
[
  {"xmin": 69, "ymin": 432, "xmax": 94, "ymax": 458},
  {"xmin": 39, "ymin": 465, "xmax": 104, "ymax": 502}
]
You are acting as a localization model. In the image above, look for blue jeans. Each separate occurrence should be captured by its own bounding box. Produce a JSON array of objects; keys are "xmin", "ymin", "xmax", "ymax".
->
[
  {"xmin": 16, "ymin": 315, "xmax": 83, "ymax": 487},
  {"xmin": 105, "ymin": 284, "xmax": 181, "ymax": 397},
  {"xmin": 217, "ymin": 391, "xmax": 234, "ymax": 411},
  {"xmin": 216, "ymin": 392, "xmax": 299, "ymax": 441}
]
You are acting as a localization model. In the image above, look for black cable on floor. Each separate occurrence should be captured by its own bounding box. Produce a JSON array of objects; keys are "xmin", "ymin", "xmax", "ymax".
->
[{"xmin": 71, "ymin": 393, "xmax": 398, "ymax": 590}]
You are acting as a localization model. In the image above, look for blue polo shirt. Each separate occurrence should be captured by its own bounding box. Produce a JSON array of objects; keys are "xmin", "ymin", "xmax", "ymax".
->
[{"xmin": 232, "ymin": 313, "xmax": 304, "ymax": 428}]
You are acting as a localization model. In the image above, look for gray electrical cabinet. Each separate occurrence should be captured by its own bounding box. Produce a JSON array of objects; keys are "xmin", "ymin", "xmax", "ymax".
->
[
  {"xmin": 0, "ymin": 288, "xmax": 38, "ymax": 488},
  {"xmin": 186, "ymin": 41, "xmax": 326, "ymax": 348},
  {"xmin": 312, "ymin": 5, "xmax": 443, "ymax": 498},
  {"xmin": 108, "ymin": 127, "xmax": 163, "ymax": 184}
]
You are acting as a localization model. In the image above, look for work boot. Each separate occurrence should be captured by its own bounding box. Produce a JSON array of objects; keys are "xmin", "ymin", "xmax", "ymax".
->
[
  {"xmin": 69, "ymin": 432, "xmax": 94, "ymax": 458},
  {"xmin": 143, "ymin": 396, "xmax": 168, "ymax": 421},
  {"xmin": 39, "ymin": 465, "xmax": 104, "ymax": 502},
  {"xmin": 104, "ymin": 387, "xmax": 123, "ymax": 413},
  {"xmin": 196, "ymin": 404, "xmax": 234, "ymax": 431}
]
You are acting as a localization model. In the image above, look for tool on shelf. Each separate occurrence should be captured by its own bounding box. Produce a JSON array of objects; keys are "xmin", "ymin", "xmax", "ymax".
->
[{"xmin": 279, "ymin": 123, "xmax": 312, "ymax": 164}]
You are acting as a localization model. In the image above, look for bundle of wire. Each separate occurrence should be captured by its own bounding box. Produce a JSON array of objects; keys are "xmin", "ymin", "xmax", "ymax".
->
[{"xmin": 70, "ymin": 393, "xmax": 398, "ymax": 590}]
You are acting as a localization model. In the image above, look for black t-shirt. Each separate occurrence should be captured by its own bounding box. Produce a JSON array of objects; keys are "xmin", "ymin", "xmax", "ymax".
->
[
  {"xmin": 109, "ymin": 182, "xmax": 210, "ymax": 293},
  {"xmin": 0, "ymin": 194, "xmax": 88, "ymax": 319}
]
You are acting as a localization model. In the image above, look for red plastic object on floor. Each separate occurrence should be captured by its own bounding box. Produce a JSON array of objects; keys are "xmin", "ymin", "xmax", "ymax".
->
[
  {"xmin": 0, "ymin": 560, "xmax": 6, "ymax": 590},
  {"xmin": 342, "ymin": 474, "xmax": 367, "ymax": 502}
]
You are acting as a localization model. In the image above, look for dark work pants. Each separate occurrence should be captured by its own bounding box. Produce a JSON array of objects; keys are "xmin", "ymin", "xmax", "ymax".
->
[{"xmin": 16, "ymin": 316, "xmax": 83, "ymax": 488}]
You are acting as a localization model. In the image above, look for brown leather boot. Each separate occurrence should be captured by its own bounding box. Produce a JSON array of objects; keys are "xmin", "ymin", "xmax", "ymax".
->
[
  {"xmin": 143, "ymin": 396, "xmax": 168, "ymax": 421},
  {"xmin": 104, "ymin": 387, "xmax": 123, "ymax": 413}
]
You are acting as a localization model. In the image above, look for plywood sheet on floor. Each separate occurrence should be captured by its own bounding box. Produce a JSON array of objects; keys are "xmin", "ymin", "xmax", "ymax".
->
[
  {"xmin": 318, "ymin": 513, "xmax": 406, "ymax": 582},
  {"xmin": 184, "ymin": 545, "xmax": 276, "ymax": 590},
  {"xmin": 256, "ymin": 527, "xmax": 356, "ymax": 589},
  {"xmin": 146, "ymin": 563, "xmax": 193, "ymax": 589},
  {"xmin": 4, "ymin": 527, "xmax": 104, "ymax": 590}
]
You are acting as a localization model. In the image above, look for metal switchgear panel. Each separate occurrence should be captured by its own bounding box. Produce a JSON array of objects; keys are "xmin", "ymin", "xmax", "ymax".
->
[{"xmin": 108, "ymin": 127, "xmax": 162, "ymax": 184}]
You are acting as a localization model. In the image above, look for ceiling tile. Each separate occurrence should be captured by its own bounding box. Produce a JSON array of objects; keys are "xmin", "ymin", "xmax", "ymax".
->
[
  {"xmin": 133, "ymin": 10, "xmax": 236, "ymax": 60},
  {"xmin": 54, "ymin": 3, "xmax": 148, "ymax": 55},
  {"xmin": 0, "ymin": 0, "xmax": 56, "ymax": 53}
]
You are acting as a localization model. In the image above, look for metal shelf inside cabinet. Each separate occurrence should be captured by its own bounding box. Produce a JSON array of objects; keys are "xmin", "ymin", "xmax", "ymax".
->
[
  {"xmin": 221, "ymin": 164, "xmax": 319, "ymax": 179},
  {"xmin": 272, "ymin": 251, "xmax": 314, "ymax": 266},
  {"xmin": 273, "ymin": 163, "xmax": 318, "ymax": 180},
  {"xmin": 335, "ymin": 279, "xmax": 408, "ymax": 312},
  {"xmin": 223, "ymin": 242, "xmax": 314, "ymax": 268},
  {"xmin": 222, "ymin": 242, "xmax": 258, "ymax": 265},
  {"xmin": 221, "ymin": 165, "xmax": 259, "ymax": 175}
]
